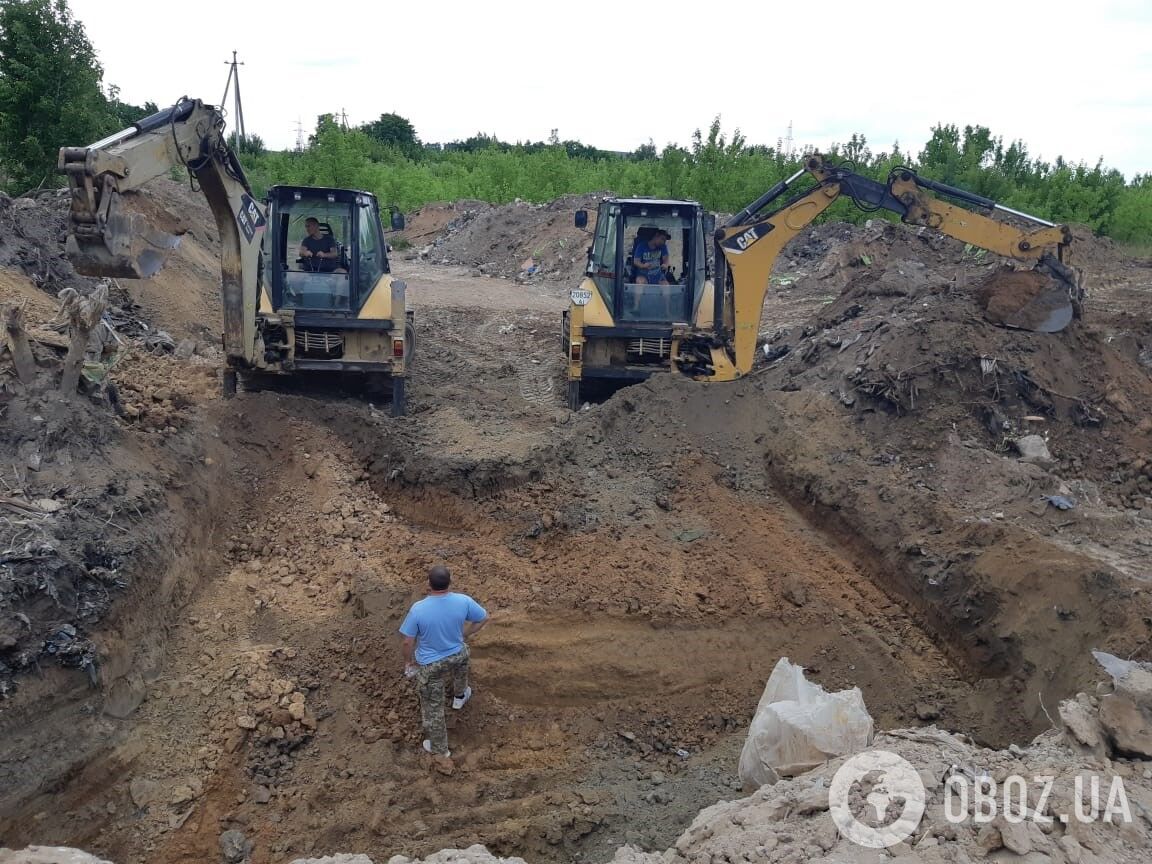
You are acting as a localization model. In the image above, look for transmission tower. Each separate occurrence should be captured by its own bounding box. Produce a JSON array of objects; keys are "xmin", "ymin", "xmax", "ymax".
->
[
  {"xmin": 294, "ymin": 118, "xmax": 306, "ymax": 151},
  {"xmin": 221, "ymin": 50, "xmax": 247, "ymax": 145}
]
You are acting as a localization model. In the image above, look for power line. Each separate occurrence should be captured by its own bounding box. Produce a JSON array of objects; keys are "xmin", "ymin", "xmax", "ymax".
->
[{"xmin": 221, "ymin": 50, "xmax": 247, "ymax": 143}]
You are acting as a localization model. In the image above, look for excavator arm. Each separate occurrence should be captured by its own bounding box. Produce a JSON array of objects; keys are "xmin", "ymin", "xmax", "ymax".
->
[
  {"xmin": 58, "ymin": 97, "xmax": 263, "ymax": 369},
  {"xmin": 676, "ymin": 155, "xmax": 1079, "ymax": 381}
]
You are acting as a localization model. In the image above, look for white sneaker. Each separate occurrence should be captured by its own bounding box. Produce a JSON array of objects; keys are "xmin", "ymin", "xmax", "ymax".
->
[
  {"xmin": 422, "ymin": 739, "xmax": 450, "ymax": 757},
  {"xmin": 452, "ymin": 686, "xmax": 472, "ymax": 710}
]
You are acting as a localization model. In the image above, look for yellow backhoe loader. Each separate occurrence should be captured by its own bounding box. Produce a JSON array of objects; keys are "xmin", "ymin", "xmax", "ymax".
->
[
  {"xmin": 562, "ymin": 158, "xmax": 1080, "ymax": 404},
  {"xmin": 58, "ymin": 97, "xmax": 415, "ymax": 414}
]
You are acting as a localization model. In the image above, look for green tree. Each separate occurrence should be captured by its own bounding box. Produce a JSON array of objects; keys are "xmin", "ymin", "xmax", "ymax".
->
[
  {"xmin": 105, "ymin": 85, "xmax": 158, "ymax": 129},
  {"xmin": 0, "ymin": 0, "xmax": 112, "ymax": 192},
  {"xmin": 360, "ymin": 112, "xmax": 420, "ymax": 158}
]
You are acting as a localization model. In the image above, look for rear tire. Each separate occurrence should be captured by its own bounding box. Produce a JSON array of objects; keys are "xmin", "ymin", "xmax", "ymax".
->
[
  {"xmin": 567, "ymin": 379, "xmax": 581, "ymax": 411},
  {"xmin": 404, "ymin": 319, "xmax": 417, "ymax": 364},
  {"xmin": 222, "ymin": 368, "xmax": 237, "ymax": 399}
]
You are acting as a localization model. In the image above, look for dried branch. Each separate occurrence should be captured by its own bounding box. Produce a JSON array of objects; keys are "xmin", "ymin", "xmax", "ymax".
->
[
  {"xmin": 58, "ymin": 284, "xmax": 108, "ymax": 396},
  {"xmin": 2, "ymin": 301, "xmax": 37, "ymax": 384}
]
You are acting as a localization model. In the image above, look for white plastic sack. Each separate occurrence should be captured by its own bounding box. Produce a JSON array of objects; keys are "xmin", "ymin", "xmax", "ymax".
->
[{"xmin": 738, "ymin": 657, "xmax": 874, "ymax": 790}]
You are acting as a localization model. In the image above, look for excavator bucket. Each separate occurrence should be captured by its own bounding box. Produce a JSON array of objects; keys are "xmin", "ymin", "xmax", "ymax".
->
[
  {"xmin": 66, "ymin": 190, "xmax": 186, "ymax": 279},
  {"xmin": 975, "ymin": 256, "xmax": 1083, "ymax": 333}
]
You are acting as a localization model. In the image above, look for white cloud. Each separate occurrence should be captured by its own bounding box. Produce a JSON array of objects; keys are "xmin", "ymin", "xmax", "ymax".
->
[{"xmin": 72, "ymin": 0, "xmax": 1150, "ymax": 177}]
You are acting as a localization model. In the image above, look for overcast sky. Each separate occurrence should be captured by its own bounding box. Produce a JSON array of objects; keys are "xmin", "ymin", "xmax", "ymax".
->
[{"xmin": 70, "ymin": 0, "xmax": 1150, "ymax": 179}]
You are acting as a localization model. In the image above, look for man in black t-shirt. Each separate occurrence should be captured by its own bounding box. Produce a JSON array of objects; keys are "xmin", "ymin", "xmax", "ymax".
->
[{"xmin": 298, "ymin": 217, "xmax": 341, "ymax": 272}]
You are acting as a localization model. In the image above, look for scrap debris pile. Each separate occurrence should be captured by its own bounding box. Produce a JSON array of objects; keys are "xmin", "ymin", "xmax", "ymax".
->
[
  {"xmin": 757, "ymin": 219, "xmax": 1152, "ymax": 497},
  {"xmin": 400, "ymin": 193, "xmax": 610, "ymax": 283},
  {"xmin": 0, "ymin": 190, "xmax": 215, "ymax": 694}
]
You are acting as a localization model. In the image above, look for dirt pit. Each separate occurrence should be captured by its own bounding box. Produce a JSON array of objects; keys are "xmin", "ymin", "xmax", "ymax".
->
[{"xmin": 0, "ymin": 389, "xmax": 989, "ymax": 864}]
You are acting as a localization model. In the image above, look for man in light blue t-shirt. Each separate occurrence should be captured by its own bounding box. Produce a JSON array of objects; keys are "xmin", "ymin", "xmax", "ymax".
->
[{"xmin": 399, "ymin": 564, "xmax": 488, "ymax": 757}]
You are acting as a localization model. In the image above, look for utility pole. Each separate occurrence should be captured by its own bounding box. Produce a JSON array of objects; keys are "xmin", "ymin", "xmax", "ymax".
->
[{"xmin": 221, "ymin": 50, "xmax": 247, "ymax": 145}]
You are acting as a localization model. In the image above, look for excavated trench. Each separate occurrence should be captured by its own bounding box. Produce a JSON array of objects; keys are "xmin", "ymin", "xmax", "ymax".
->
[{"xmin": 0, "ymin": 384, "xmax": 1017, "ymax": 864}]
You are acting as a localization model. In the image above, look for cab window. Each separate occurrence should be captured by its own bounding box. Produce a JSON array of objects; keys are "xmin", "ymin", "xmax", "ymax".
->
[{"xmin": 357, "ymin": 205, "xmax": 384, "ymax": 295}]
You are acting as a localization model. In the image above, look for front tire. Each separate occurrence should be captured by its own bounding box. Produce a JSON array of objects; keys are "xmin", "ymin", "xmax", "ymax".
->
[
  {"xmin": 567, "ymin": 379, "xmax": 581, "ymax": 411},
  {"xmin": 223, "ymin": 368, "xmax": 237, "ymax": 399}
]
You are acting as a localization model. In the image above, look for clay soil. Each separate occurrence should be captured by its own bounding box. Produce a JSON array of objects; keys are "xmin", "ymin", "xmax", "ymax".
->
[{"xmin": 2, "ymin": 189, "xmax": 1151, "ymax": 864}]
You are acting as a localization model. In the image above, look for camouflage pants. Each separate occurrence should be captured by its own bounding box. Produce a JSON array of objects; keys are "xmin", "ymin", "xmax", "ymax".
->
[{"xmin": 415, "ymin": 645, "xmax": 470, "ymax": 755}]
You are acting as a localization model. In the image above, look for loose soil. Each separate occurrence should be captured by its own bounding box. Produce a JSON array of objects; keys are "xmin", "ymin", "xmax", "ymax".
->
[{"xmin": 2, "ymin": 185, "xmax": 1151, "ymax": 864}]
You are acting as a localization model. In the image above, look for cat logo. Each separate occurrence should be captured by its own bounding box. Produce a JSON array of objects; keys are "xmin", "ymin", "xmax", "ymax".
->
[
  {"xmin": 236, "ymin": 193, "xmax": 267, "ymax": 244},
  {"xmin": 735, "ymin": 227, "xmax": 760, "ymax": 250},
  {"xmin": 723, "ymin": 222, "xmax": 772, "ymax": 253}
]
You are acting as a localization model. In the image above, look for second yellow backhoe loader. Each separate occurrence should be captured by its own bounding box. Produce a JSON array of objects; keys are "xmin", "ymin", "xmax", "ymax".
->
[
  {"xmin": 671, "ymin": 155, "xmax": 1081, "ymax": 382},
  {"xmin": 58, "ymin": 97, "xmax": 415, "ymax": 414}
]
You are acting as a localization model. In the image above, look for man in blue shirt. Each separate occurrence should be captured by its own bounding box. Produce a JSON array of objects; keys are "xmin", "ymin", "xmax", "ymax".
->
[
  {"xmin": 399, "ymin": 564, "xmax": 489, "ymax": 757},
  {"xmin": 632, "ymin": 227, "xmax": 670, "ymax": 285},
  {"xmin": 630, "ymin": 227, "xmax": 671, "ymax": 316}
]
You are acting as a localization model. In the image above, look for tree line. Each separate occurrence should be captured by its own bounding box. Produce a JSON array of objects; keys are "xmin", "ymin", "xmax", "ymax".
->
[
  {"xmin": 2, "ymin": 0, "xmax": 1148, "ymax": 246},
  {"xmin": 242, "ymin": 116, "xmax": 1150, "ymax": 245}
]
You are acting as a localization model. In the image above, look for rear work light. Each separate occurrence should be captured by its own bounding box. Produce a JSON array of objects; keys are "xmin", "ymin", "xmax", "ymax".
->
[
  {"xmin": 392, "ymin": 339, "xmax": 405, "ymax": 358},
  {"xmin": 570, "ymin": 343, "xmax": 582, "ymax": 362}
]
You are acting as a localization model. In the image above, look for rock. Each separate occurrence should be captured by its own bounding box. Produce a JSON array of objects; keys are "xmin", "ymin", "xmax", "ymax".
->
[
  {"xmin": 219, "ymin": 829, "xmax": 251, "ymax": 863},
  {"xmin": 915, "ymin": 702, "xmax": 941, "ymax": 722},
  {"xmin": 1059, "ymin": 697, "xmax": 1106, "ymax": 751},
  {"xmin": 781, "ymin": 576, "xmax": 808, "ymax": 608},
  {"xmin": 252, "ymin": 785, "xmax": 272, "ymax": 804},
  {"xmin": 1013, "ymin": 435, "xmax": 1055, "ymax": 466},
  {"xmin": 288, "ymin": 701, "xmax": 307, "ymax": 721},
  {"xmin": 997, "ymin": 817, "xmax": 1032, "ymax": 854},
  {"xmin": 170, "ymin": 784, "xmax": 197, "ymax": 806},
  {"xmin": 1059, "ymin": 835, "xmax": 1084, "ymax": 864},
  {"xmin": 0, "ymin": 849, "xmax": 114, "ymax": 864},
  {"xmin": 128, "ymin": 777, "xmax": 162, "ymax": 809},
  {"xmin": 290, "ymin": 857, "xmax": 375, "ymax": 864},
  {"xmin": 236, "ymin": 715, "xmax": 258, "ymax": 730},
  {"xmin": 1099, "ymin": 693, "xmax": 1152, "ymax": 757},
  {"xmin": 174, "ymin": 338, "xmax": 198, "ymax": 360},
  {"xmin": 976, "ymin": 822, "xmax": 1004, "ymax": 853}
]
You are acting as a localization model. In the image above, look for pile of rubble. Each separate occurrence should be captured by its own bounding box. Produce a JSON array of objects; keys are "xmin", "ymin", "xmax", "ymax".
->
[
  {"xmin": 7, "ymin": 660, "xmax": 1150, "ymax": 864},
  {"xmin": 405, "ymin": 193, "xmax": 610, "ymax": 284}
]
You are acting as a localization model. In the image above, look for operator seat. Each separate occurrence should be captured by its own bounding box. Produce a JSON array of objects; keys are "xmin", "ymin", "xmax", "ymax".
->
[{"xmin": 316, "ymin": 221, "xmax": 350, "ymax": 271}]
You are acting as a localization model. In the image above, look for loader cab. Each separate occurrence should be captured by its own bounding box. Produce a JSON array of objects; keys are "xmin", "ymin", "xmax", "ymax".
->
[
  {"xmin": 264, "ymin": 185, "xmax": 393, "ymax": 313},
  {"xmin": 578, "ymin": 198, "xmax": 710, "ymax": 324}
]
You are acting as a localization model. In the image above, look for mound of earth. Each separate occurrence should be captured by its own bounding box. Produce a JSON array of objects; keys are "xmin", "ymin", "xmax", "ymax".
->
[
  {"xmin": 0, "ymin": 181, "xmax": 221, "ymax": 345},
  {"xmin": 758, "ymin": 219, "xmax": 1152, "ymax": 499},
  {"xmin": 1, "ymin": 180, "xmax": 227, "ymax": 697},
  {"xmin": 402, "ymin": 193, "xmax": 611, "ymax": 285}
]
